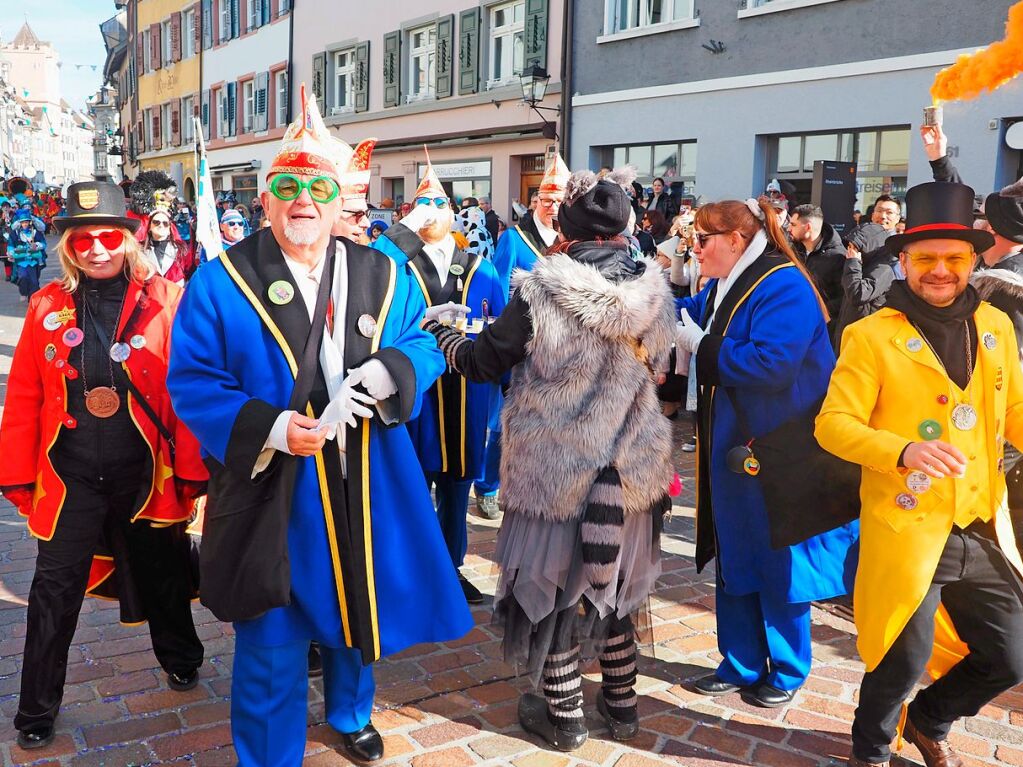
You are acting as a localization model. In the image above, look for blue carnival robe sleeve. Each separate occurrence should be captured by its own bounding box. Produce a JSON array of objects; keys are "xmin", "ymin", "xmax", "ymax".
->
[
  {"xmin": 493, "ymin": 228, "xmax": 539, "ymax": 299},
  {"xmin": 676, "ymin": 284, "xmax": 712, "ymax": 326}
]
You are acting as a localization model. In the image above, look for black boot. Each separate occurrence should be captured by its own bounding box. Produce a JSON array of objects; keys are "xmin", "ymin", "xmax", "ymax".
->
[{"xmin": 518, "ymin": 692, "xmax": 588, "ymax": 752}]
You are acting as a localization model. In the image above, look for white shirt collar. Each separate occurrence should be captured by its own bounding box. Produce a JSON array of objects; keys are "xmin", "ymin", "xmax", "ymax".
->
[
  {"xmin": 423, "ymin": 234, "xmax": 456, "ymax": 285},
  {"xmin": 534, "ymin": 216, "xmax": 558, "ymax": 248}
]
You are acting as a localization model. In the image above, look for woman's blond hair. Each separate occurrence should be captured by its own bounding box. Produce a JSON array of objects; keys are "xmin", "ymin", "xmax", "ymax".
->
[{"xmin": 57, "ymin": 226, "xmax": 155, "ymax": 293}]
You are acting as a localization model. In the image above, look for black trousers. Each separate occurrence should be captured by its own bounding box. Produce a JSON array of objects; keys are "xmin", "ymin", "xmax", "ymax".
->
[
  {"xmin": 851, "ymin": 522, "xmax": 1023, "ymax": 763},
  {"xmin": 15, "ymin": 474, "xmax": 203, "ymax": 732}
]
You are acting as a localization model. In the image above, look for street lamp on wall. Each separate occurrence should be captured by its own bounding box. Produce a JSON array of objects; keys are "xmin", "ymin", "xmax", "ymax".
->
[{"xmin": 519, "ymin": 63, "xmax": 560, "ymax": 141}]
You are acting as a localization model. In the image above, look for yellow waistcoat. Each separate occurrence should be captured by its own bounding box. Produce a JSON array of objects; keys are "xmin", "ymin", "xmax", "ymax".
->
[{"xmin": 815, "ymin": 303, "xmax": 1023, "ymax": 672}]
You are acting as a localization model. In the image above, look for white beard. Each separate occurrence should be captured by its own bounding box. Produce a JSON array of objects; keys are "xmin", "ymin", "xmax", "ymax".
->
[{"xmin": 283, "ymin": 221, "xmax": 321, "ymax": 246}]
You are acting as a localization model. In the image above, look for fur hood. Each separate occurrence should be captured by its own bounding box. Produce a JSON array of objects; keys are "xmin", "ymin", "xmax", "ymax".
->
[{"xmin": 971, "ymin": 266, "xmax": 1023, "ymax": 302}]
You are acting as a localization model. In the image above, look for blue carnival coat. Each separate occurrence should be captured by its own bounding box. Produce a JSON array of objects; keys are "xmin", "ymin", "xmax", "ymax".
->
[
  {"xmin": 168, "ymin": 232, "xmax": 472, "ymax": 657},
  {"xmin": 680, "ymin": 255, "xmax": 858, "ymax": 604},
  {"xmin": 493, "ymin": 219, "xmax": 546, "ymax": 300}
]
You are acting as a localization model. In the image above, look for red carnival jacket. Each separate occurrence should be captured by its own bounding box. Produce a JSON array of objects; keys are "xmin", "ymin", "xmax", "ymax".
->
[{"xmin": 0, "ymin": 276, "xmax": 207, "ymax": 547}]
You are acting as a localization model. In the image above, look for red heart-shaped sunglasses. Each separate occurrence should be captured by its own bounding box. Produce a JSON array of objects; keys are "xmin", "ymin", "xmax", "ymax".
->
[{"xmin": 69, "ymin": 229, "xmax": 125, "ymax": 254}]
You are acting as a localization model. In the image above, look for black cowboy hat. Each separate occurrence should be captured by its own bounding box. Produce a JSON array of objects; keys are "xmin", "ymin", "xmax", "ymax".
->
[
  {"xmin": 887, "ymin": 181, "xmax": 994, "ymax": 255},
  {"xmin": 54, "ymin": 181, "xmax": 141, "ymax": 233}
]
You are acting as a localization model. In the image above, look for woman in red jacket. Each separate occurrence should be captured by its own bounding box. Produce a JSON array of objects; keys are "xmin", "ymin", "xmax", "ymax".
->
[{"xmin": 0, "ymin": 182, "xmax": 208, "ymax": 750}]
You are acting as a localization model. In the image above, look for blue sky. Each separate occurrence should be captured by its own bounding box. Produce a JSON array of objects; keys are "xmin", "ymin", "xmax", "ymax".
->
[{"xmin": 3, "ymin": 0, "xmax": 114, "ymax": 109}]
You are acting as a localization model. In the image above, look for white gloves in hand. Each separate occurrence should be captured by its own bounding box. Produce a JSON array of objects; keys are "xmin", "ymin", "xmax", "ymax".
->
[
  {"xmin": 319, "ymin": 374, "xmax": 377, "ymax": 435},
  {"xmin": 424, "ymin": 302, "xmax": 471, "ymax": 325},
  {"xmin": 399, "ymin": 203, "xmax": 442, "ymax": 234},
  {"xmin": 346, "ymin": 359, "xmax": 398, "ymax": 401},
  {"xmin": 675, "ymin": 309, "xmax": 707, "ymax": 355}
]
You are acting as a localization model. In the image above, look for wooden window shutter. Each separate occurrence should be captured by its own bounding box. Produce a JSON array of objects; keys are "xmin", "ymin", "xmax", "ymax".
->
[
  {"xmin": 458, "ymin": 7, "xmax": 480, "ymax": 96},
  {"xmin": 354, "ymin": 41, "xmax": 370, "ymax": 113},
  {"xmin": 201, "ymin": 89, "xmax": 211, "ymax": 140},
  {"xmin": 135, "ymin": 32, "xmax": 144, "ymax": 71},
  {"xmin": 227, "ymin": 82, "xmax": 237, "ymax": 136},
  {"xmin": 262, "ymin": 0, "xmax": 271, "ymax": 25},
  {"xmin": 311, "ymin": 52, "xmax": 326, "ymax": 115},
  {"xmin": 324, "ymin": 50, "xmax": 335, "ymax": 111},
  {"xmin": 171, "ymin": 99, "xmax": 181, "ymax": 145},
  {"xmin": 193, "ymin": 2, "xmax": 203, "ymax": 53},
  {"xmin": 524, "ymin": 0, "xmax": 549, "ymax": 71},
  {"xmin": 231, "ymin": 0, "xmax": 240, "ymax": 38},
  {"xmin": 202, "ymin": 0, "xmax": 214, "ymax": 49},
  {"xmin": 254, "ymin": 71, "xmax": 269, "ymax": 132},
  {"xmin": 152, "ymin": 108, "xmax": 162, "ymax": 150},
  {"xmin": 171, "ymin": 12, "xmax": 182, "ymax": 63},
  {"xmin": 435, "ymin": 14, "xmax": 454, "ymax": 99},
  {"xmin": 150, "ymin": 24, "xmax": 162, "ymax": 70},
  {"xmin": 382, "ymin": 30, "xmax": 400, "ymax": 108}
]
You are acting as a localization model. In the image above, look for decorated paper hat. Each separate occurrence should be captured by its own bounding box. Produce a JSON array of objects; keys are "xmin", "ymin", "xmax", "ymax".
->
[
  {"xmin": 267, "ymin": 84, "xmax": 341, "ymax": 183},
  {"xmin": 340, "ymin": 138, "xmax": 377, "ymax": 203},
  {"xmin": 414, "ymin": 147, "xmax": 447, "ymax": 200},
  {"xmin": 55, "ymin": 181, "xmax": 141, "ymax": 233},
  {"xmin": 539, "ymin": 153, "xmax": 570, "ymax": 196}
]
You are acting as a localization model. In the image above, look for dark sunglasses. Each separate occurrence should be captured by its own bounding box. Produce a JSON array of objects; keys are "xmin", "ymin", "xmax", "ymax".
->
[
  {"xmin": 694, "ymin": 231, "xmax": 726, "ymax": 248},
  {"xmin": 415, "ymin": 196, "xmax": 449, "ymax": 209},
  {"xmin": 341, "ymin": 209, "xmax": 368, "ymax": 222},
  {"xmin": 150, "ymin": 219, "xmax": 171, "ymax": 228},
  {"xmin": 69, "ymin": 229, "xmax": 125, "ymax": 254},
  {"xmin": 270, "ymin": 173, "xmax": 339, "ymax": 203},
  {"xmin": 223, "ymin": 221, "xmax": 245, "ymax": 228}
]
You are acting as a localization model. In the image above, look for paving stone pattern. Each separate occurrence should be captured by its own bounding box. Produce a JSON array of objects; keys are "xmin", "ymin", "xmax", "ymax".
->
[{"xmin": 1, "ymin": 255, "xmax": 1022, "ymax": 765}]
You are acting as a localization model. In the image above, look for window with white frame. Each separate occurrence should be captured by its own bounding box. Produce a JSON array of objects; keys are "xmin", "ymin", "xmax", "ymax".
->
[
  {"xmin": 332, "ymin": 49, "xmax": 356, "ymax": 113},
  {"xmin": 606, "ymin": 0, "xmax": 695, "ymax": 33},
  {"xmin": 242, "ymin": 80, "xmax": 255, "ymax": 132},
  {"xmin": 488, "ymin": 1, "xmax": 524, "ymax": 87},
  {"xmin": 407, "ymin": 24, "xmax": 436, "ymax": 101},
  {"xmin": 182, "ymin": 95, "xmax": 195, "ymax": 143},
  {"xmin": 162, "ymin": 102, "xmax": 173, "ymax": 144},
  {"xmin": 276, "ymin": 70, "xmax": 288, "ymax": 127},
  {"xmin": 183, "ymin": 9, "xmax": 196, "ymax": 58},
  {"xmin": 220, "ymin": 0, "xmax": 232, "ymax": 42},
  {"xmin": 248, "ymin": 0, "xmax": 260, "ymax": 30},
  {"xmin": 161, "ymin": 20, "xmax": 173, "ymax": 65}
]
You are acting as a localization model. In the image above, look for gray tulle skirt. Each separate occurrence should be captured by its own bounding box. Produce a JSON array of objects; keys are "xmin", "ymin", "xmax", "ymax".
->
[{"xmin": 493, "ymin": 509, "xmax": 662, "ymax": 686}]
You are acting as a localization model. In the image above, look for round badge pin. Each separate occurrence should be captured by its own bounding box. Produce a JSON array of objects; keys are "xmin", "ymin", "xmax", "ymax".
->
[
  {"xmin": 918, "ymin": 419, "xmax": 942, "ymax": 440},
  {"xmin": 906, "ymin": 338, "xmax": 923, "ymax": 353},
  {"xmin": 896, "ymin": 492, "xmax": 918, "ymax": 510},
  {"xmin": 449, "ymin": 264, "xmax": 465, "ymax": 276},
  {"xmin": 44, "ymin": 343, "xmax": 57, "ymax": 362},
  {"xmin": 951, "ymin": 403, "xmax": 978, "ymax": 431},
  {"xmin": 983, "ymin": 332, "xmax": 997, "ymax": 351},
  {"xmin": 906, "ymin": 471, "xmax": 931, "ymax": 494},
  {"xmin": 109, "ymin": 343, "xmax": 131, "ymax": 363},
  {"xmin": 62, "ymin": 327, "xmax": 84, "ymax": 348},
  {"xmin": 43, "ymin": 312, "xmax": 62, "ymax": 331},
  {"xmin": 743, "ymin": 456, "xmax": 761, "ymax": 476},
  {"xmin": 268, "ymin": 280, "xmax": 294, "ymax": 306},
  {"xmin": 357, "ymin": 313, "xmax": 377, "ymax": 338},
  {"xmin": 936, "ymin": 394, "xmax": 949, "ymax": 405},
  {"xmin": 129, "ymin": 334, "xmax": 147, "ymax": 350}
]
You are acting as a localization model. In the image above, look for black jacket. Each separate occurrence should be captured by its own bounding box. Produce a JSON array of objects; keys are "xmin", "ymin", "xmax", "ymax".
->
[
  {"xmin": 832, "ymin": 246, "xmax": 901, "ymax": 352},
  {"xmin": 795, "ymin": 222, "xmax": 845, "ymax": 324},
  {"xmin": 484, "ymin": 209, "xmax": 501, "ymax": 244},
  {"xmin": 646, "ymin": 192, "xmax": 678, "ymax": 222}
]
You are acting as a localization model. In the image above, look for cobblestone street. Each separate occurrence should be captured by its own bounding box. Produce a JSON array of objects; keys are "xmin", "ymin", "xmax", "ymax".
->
[{"xmin": 1, "ymin": 259, "xmax": 1022, "ymax": 767}]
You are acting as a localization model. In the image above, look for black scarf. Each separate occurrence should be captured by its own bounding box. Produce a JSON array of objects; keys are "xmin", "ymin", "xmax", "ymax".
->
[
  {"xmin": 566, "ymin": 240, "xmax": 644, "ymax": 284},
  {"xmin": 885, "ymin": 280, "xmax": 980, "ymax": 389}
]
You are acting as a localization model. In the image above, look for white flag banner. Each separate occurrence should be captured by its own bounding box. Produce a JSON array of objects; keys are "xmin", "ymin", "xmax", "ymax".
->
[{"xmin": 195, "ymin": 118, "xmax": 223, "ymax": 262}]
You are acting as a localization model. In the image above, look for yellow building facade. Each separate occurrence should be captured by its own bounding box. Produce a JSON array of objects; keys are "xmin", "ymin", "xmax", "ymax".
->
[{"xmin": 135, "ymin": 0, "xmax": 201, "ymax": 198}]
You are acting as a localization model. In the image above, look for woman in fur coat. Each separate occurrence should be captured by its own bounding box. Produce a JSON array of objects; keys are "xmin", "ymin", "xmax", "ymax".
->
[{"xmin": 425, "ymin": 169, "xmax": 675, "ymax": 752}]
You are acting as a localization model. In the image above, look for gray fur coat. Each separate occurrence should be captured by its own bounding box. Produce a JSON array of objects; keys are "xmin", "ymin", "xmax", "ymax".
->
[{"xmin": 500, "ymin": 253, "xmax": 676, "ymax": 524}]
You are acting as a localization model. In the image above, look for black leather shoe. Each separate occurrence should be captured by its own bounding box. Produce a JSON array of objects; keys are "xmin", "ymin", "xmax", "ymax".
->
[
  {"xmin": 740, "ymin": 682, "xmax": 797, "ymax": 708},
  {"xmin": 458, "ymin": 572, "xmax": 486, "ymax": 605},
  {"xmin": 308, "ymin": 642, "xmax": 323, "ymax": 679},
  {"xmin": 846, "ymin": 757, "xmax": 889, "ymax": 766},
  {"xmin": 692, "ymin": 673, "xmax": 741, "ymax": 696},
  {"xmin": 167, "ymin": 669, "xmax": 199, "ymax": 692},
  {"xmin": 17, "ymin": 726, "xmax": 55, "ymax": 750},
  {"xmin": 342, "ymin": 722, "xmax": 384, "ymax": 762},
  {"xmin": 518, "ymin": 692, "xmax": 588, "ymax": 752},
  {"xmin": 596, "ymin": 691, "xmax": 639, "ymax": 741}
]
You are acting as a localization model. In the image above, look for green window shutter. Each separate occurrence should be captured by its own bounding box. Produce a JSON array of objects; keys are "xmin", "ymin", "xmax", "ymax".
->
[
  {"xmin": 524, "ymin": 0, "xmax": 549, "ymax": 71},
  {"xmin": 434, "ymin": 14, "xmax": 454, "ymax": 99},
  {"xmin": 354, "ymin": 41, "xmax": 370, "ymax": 113},
  {"xmin": 311, "ymin": 52, "xmax": 327, "ymax": 115},
  {"xmin": 324, "ymin": 51, "xmax": 336, "ymax": 112},
  {"xmin": 254, "ymin": 71, "xmax": 269, "ymax": 132},
  {"xmin": 383, "ymin": 30, "xmax": 401, "ymax": 108},
  {"xmin": 458, "ymin": 7, "xmax": 480, "ymax": 95}
]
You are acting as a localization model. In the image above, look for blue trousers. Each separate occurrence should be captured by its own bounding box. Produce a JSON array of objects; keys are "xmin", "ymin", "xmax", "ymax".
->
[
  {"xmin": 426, "ymin": 472, "xmax": 472, "ymax": 568},
  {"xmin": 473, "ymin": 429, "xmax": 502, "ymax": 497},
  {"xmin": 16, "ymin": 264, "xmax": 40, "ymax": 297},
  {"xmin": 232, "ymin": 638, "xmax": 375, "ymax": 767},
  {"xmin": 714, "ymin": 583, "xmax": 812, "ymax": 691}
]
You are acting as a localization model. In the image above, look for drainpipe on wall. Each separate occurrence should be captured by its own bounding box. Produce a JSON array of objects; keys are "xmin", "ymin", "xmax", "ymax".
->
[
  {"xmin": 286, "ymin": 0, "xmax": 295, "ymax": 124},
  {"xmin": 559, "ymin": 0, "xmax": 574, "ymax": 163}
]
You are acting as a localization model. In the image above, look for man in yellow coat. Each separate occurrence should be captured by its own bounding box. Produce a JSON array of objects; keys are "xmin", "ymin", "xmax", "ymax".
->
[{"xmin": 817, "ymin": 181, "xmax": 1023, "ymax": 767}]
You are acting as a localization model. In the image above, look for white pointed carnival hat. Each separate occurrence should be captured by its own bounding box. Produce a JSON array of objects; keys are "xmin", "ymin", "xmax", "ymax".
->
[
  {"xmin": 267, "ymin": 84, "xmax": 341, "ymax": 182},
  {"xmin": 538, "ymin": 153, "xmax": 570, "ymax": 196},
  {"xmin": 340, "ymin": 138, "xmax": 377, "ymax": 203},
  {"xmin": 414, "ymin": 146, "xmax": 447, "ymax": 200}
]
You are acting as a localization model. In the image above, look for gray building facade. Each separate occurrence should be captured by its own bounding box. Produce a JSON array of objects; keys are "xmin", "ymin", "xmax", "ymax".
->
[{"xmin": 568, "ymin": 0, "xmax": 1023, "ymax": 210}]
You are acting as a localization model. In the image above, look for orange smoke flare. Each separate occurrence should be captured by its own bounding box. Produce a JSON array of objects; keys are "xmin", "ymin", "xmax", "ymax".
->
[{"xmin": 931, "ymin": 0, "xmax": 1023, "ymax": 103}]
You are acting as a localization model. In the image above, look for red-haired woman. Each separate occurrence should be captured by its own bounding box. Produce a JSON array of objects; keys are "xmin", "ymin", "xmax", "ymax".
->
[
  {"xmin": 137, "ymin": 208, "xmax": 194, "ymax": 285},
  {"xmin": 674, "ymin": 197, "xmax": 858, "ymax": 708},
  {"xmin": 0, "ymin": 182, "xmax": 207, "ymax": 750}
]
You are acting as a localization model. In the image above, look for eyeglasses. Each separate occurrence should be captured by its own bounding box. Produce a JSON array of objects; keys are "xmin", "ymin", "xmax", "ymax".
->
[
  {"xmin": 69, "ymin": 229, "xmax": 125, "ymax": 254},
  {"xmin": 150, "ymin": 220, "xmax": 171, "ymax": 228},
  {"xmin": 694, "ymin": 231, "xmax": 727, "ymax": 248},
  {"xmin": 223, "ymin": 221, "xmax": 245, "ymax": 228},
  {"xmin": 415, "ymin": 196, "xmax": 449, "ymax": 209},
  {"xmin": 537, "ymin": 197, "xmax": 561, "ymax": 209},
  {"xmin": 341, "ymin": 209, "xmax": 368, "ymax": 223},
  {"xmin": 269, "ymin": 173, "xmax": 339, "ymax": 204},
  {"xmin": 902, "ymin": 251, "xmax": 974, "ymax": 270}
]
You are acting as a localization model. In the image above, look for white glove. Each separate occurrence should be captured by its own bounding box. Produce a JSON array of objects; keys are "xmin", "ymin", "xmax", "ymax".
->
[
  {"xmin": 675, "ymin": 309, "xmax": 707, "ymax": 355},
  {"xmin": 424, "ymin": 302, "xmax": 471, "ymax": 325},
  {"xmin": 319, "ymin": 374, "xmax": 377, "ymax": 434},
  {"xmin": 399, "ymin": 203, "xmax": 442, "ymax": 234},
  {"xmin": 346, "ymin": 359, "xmax": 397, "ymax": 400}
]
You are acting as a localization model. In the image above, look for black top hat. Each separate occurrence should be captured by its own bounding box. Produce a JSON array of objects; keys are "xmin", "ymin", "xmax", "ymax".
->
[
  {"xmin": 983, "ymin": 180, "xmax": 1023, "ymax": 244},
  {"xmin": 887, "ymin": 182, "xmax": 994, "ymax": 255},
  {"xmin": 54, "ymin": 181, "xmax": 141, "ymax": 233}
]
